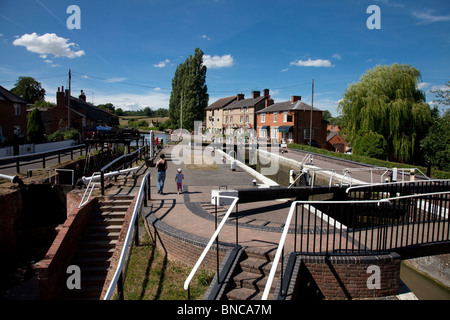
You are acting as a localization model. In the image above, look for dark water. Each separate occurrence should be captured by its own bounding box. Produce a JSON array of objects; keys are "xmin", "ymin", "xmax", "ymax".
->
[{"xmin": 400, "ymin": 263, "xmax": 450, "ymax": 300}]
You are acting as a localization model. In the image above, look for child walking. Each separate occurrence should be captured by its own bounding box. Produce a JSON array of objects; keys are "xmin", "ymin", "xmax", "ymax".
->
[{"xmin": 175, "ymin": 168, "xmax": 184, "ymax": 194}]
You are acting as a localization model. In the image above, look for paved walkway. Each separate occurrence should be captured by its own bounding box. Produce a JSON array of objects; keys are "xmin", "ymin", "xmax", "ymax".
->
[{"xmin": 138, "ymin": 144, "xmax": 299, "ymax": 254}]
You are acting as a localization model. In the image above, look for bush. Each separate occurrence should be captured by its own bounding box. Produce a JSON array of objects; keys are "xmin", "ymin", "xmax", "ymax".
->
[{"xmin": 353, "ymin": 131, "xmax": 388, "ymax": 160}]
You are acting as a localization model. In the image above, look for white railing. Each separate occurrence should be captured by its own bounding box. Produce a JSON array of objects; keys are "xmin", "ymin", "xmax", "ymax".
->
[
  {"xmin": 103, "ymin": 172, "xmax": 150, "ymax": 300},
  {"xmin": 184, "ymin": 195, "xmax": 239, "ymax": 297},
  {"xmin": 78, "ymin": 172, "xmax": 100, "ymax": 208},
  {"xmin": 261, "ymin": 191, "xmax": 450, "ymax": 300}
]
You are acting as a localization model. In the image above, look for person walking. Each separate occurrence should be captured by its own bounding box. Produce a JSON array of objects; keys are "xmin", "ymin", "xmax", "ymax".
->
[
  {"xmin": 175, "ymin": 168, "xmax": 184, "ymax": 194},
  {"xmin": 155, "ymin": 153, "xmax": 168, "ymax": 194}
]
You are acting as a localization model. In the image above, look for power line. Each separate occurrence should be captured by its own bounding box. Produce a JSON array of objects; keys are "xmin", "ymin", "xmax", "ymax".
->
[{"xmin": 71, "ymin": 71, "xmax": 171, "ymax": 91}]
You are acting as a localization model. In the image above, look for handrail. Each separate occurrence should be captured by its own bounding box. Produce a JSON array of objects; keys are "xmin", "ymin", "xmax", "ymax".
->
[
  {"xmin": 345, "ymin": 179, "xmax": 449, "ymax": 193},
  {"xmin": 103, "ymin": 171, "xmax": 151, "ymax": 300},
  {"xmin": 0, "ymin": 144, "xmax": 84, "ymax": 162},
  {"xmin": 184, "ymin": 195, "xmax": 239, "ymax": 296},
  {"xmin": 79, "ymin": 172, "xmax": 100, "ymax": 208},
  {"xmin": 261, "ymin": 191, "xmax": 450, "ymax": 300}
]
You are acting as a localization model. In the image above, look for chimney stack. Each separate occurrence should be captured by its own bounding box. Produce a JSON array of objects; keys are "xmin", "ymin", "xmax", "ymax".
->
[
  {"xmin": 265, "ymin": 99, "xmax": 274, "ymax": 108},
  {"xmin": 237, "ymin": 93, "xmax": 245, "ymax": 101},
  {"xmin": 263, "ymin": 89, "xmax": 270, "ymax": 98},
  {"xmin": 79, "ymin": 90, "xmax": 86, "ymax": 102},
  {"xmin": 291, "ymin": 96, "xmax": 301, "ymax": 103},
  {"xmin": 252, "ymin": 91, "xmax": 260, "ymax": 99}
]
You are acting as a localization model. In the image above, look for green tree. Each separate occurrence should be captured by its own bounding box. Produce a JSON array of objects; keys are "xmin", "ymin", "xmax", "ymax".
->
[
  {"xmin": 169, "ymin": 48, "xmax": 208, "ymax": 131},
  {"xmin": 431, "ymin": 80, "xmax": 449, "ymax": 113},
  {"xmin": 353, "ymin": 131, "xmax": 388, "ymax": 160},
  {"xmin": 98, "ymin": 103, "xmax": 115, "ymax": 114},
  {"xmin": 420, "ymin": 81, "xmax": 450, "ymax": 173},
  {"xmin": 338, "ymin": 64, "xmax": 432, "ymax": 163},
  {"xmin": 115, "ymin": 108, "xmax": 124, "ymax": 116},
  {"xmin": 11, "ymin": 76, "xmax": 46, "ymax": 103},
  {"xmin": 27, "ymin": 108, "xmax": 46, "ymax": 143}
]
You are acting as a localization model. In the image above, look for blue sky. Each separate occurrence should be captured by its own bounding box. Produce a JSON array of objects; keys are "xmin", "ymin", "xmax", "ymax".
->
[{"xmin": 1, "ymin": 0, "xmax": 449, "ymax": 116}]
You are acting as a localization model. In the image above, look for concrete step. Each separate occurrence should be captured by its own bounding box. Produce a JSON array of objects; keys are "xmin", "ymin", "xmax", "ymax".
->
[
  {"xmin": 87, "ymin": 224, "xmax": 123, "ymax": 233},
  {"xmin": 233, "ymin": 271, "xmax": 268, "ymax": 291},
  {"xmin": 239, "ymin": 257, "xmax": 277, "ymax": 275},
  {"xmin": 90, "ymin": 216, "xmax": 124, "ymax": 225},
  {"xmin": 74, "ymin": 254, "xmax": 113, "ymax": 267},
  {"xmin": 84, "ymin": 231, "xmax": 120, "ymax": 240},
  {"xmin": 99, "ymin": 205, "xmax": 130, "ymax": 212},
  {"xmin": 80, "ymin": 238, "xmax": 117, "ymax": 248},
  {"xmin": 226, "ymin": 287, "xmax": 263, "ymax": 300}
]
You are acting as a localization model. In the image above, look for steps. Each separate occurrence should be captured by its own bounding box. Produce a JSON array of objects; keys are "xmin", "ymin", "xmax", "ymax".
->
[
  {"xmin": 225, "ymin": 247, "xmax": 281, "ymax": 300},
  {"xmin": 64, "ymin": 195, "xmax": 134, "ymax": 300}
]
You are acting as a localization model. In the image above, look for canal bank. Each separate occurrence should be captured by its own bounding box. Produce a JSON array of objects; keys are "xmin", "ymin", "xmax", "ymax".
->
[{"xmin": 401, "ymin": 255, "xmax": 450, "ymax": 300}]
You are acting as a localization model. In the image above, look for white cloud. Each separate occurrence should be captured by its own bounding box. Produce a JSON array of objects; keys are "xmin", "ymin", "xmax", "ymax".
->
[
  {"xmin": 332, "ymin": 53, "xmax": 342, "ymax": 60},
  {"xmin": 153, "ymin": 59, "xmax": 171, "ymax": 68},
  {"xmin": 412, "ymin": 10, "xmax": 450, "ymax": 24},
  {"xmin": 105, "ymin": 77, "xmax": 127, "ymax": 83},
  {"xmin": 94, "ymin": 90, "xmax": 170, "ymax": 111},
  {"xmin": 199, "ymin": 34, "xmax": 211, "ymax": 40},
  {"xmin": 13, "ymin": 33, "xmax": 85, "ymax": 58},
  {"xmin": 290, "ymin": 58, "xmax": 334, "ymax": 68},
  {"xmin": 203, "ymin": 54, "xmax": 234, "ymax": 69},
  {"xmin": 417, "ymin": 82, "xmax": 430, "ymax": 90},
  {"xmin": 373, "ymin": 0, "xmax": 405, "ymax": 8}
]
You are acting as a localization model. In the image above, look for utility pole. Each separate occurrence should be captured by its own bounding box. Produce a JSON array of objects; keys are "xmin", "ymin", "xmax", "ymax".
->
[
  {"xmin": 68, "ymin": 69, "xmax": 71, "ymax": 129},
  {"xmin": 309, "ymin": 79, "xmax": 314, "ymax": 146},
  {"xmin": 180, "ymin": 91, "xmax": 183, "ymax": 132}
]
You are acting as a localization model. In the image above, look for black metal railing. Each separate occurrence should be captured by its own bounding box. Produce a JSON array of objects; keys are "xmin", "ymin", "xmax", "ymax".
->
[
  {"xmin": 291, "ymin": 192, "xmax": 450, "ymax": 255},
  {"xmin": 263, "ymin": 183, "xmax": 450, "ymax": 300},
  {"xmin": 100, "ymin": 145, "xmax": 149, "ymax": 195},
  {"xmin": 0, "ymin": 144, "xmax": 85, "ymax": 174}
]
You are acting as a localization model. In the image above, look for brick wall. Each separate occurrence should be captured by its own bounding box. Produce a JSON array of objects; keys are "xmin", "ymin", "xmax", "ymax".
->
[
  {"xmin": 292, "ymin": 253, "xmax": 401, "ymax": 299},
  {"xmin": 0, "ymin": 100, "xmax": 28, "ymax": 144},
  {"xmin": 38, "ymin": 194, "xmax": 95, "ymax": 300},
  {"xmin": 146, "ymin": 214, "xmax": 232, "ymax": 273},
  {"xmin": 0, "ymin": 190, "xmax": 22, "ymax": 253}
]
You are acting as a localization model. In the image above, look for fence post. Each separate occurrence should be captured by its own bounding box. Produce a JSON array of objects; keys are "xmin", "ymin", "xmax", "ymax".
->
[{"xmin": 101, "ymin": 171, "xmax": 105, "ymax": 196}]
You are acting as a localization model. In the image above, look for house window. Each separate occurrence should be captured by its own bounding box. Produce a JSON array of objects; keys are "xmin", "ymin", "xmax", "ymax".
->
[
  {"xmin": 283, "ymin": 112, "xmax": 288, "ymax": 123},
  {"xmin": 217, "ymin": 117, "xmax": 220, "ymax": 123},
  {"xmin": 226, "ymin": 116, "xmax": 228, "ymax": 123},
  {"xmin": 261, "ymin": 113, "xmax": 266, "ymax": 123},
  {"xmin": 14, "ymin": 126, "xmax": 21, "ymax": 136},
  {"xmin": 230, "ymin": 116, "xmax": 233, "ymax": 123},
  {"xmin": 274, "ymin": 113, "xmax": 277, "ymax": 122},
  {"xmin": 304, "ymin": 129, "xmax": 314, "ymax": 140},
  {"xmin": 14, "ymin": 104, "xmax": 21, "ymax": 116},
  {"xmin": 246, "ymin": 115, "xmax": 249, "ymax": 123},
  {"xmin": 240, "ymin": 116, "xmax": 243, "ymax": 123}
]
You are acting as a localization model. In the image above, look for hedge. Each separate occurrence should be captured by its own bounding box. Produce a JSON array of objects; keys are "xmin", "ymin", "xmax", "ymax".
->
[{"xmin": 287, "ymin": 143, "xmax": 450, "ymax": 180}]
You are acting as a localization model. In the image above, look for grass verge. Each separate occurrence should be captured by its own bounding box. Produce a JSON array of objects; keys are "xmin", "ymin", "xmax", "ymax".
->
[{"xmin": 123, "ymin": 223, "xmax": 213, "ymax": 300}]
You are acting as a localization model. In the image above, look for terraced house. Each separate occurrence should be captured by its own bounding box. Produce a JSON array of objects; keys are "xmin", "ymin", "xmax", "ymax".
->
[
  {"xmin": 256, "ymin": 95, "xmax": 327, "ymax": 148},
  {"xmin": 222, "ymin": 89, "xmax": 274, "ymax": 135}
]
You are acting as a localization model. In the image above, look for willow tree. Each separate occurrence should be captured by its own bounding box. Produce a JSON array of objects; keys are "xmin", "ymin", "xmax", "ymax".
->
[
  {"xmin": 338, "ymin": 64, "xmax": 432, "ymax": 163},
  {"xmin": 169, "ymin": 48, "xmax": 208, "ymax": 132}
]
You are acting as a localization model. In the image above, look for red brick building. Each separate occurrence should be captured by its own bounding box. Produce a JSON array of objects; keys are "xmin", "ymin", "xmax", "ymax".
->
[
  {"xmin": 326, "ymin": 131, "xmax": 348, "ymax": 153},
  {"xmin": 46, "ymin": 86, "xmax": 119, "ymax": 136},
  {"xmin": 256, "ymin": 95, "xmax": 327, "ymax": 148},
  {"xmin": 0, "ymin": 85, "xmax": 29, "ymax": 149}
]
